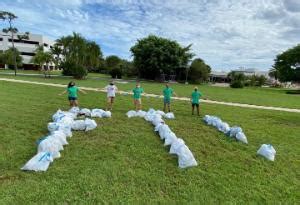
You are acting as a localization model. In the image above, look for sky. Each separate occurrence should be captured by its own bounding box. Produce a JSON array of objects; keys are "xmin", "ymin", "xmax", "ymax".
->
[{"xmin": 1, "ymin": 0, "xmax": 300, "ymax": 71}]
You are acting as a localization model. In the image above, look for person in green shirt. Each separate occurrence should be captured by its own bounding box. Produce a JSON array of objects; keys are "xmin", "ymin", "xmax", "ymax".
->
[
  {"xmin": 59, "ymin": 81, "xmax": 87, "ymax": 107},
  {"xmin": 163, "ymin": 83, "xmax": 177, "ymax": 112},
  {"xmin": 191, "ymin": 87, "xmax": 202, "ymax": 116},
  {"xmin": 132, "ymin": 83, "xmax": 144, "ymax": 111}
]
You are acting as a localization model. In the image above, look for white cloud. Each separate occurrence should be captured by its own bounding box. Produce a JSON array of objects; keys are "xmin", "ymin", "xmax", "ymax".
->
[{"xmin": 0, "ymin": 0, "xmax": 299, "ymax": 71}]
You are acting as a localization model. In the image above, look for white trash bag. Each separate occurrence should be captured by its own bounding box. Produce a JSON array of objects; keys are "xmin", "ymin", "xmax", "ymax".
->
[
  {"xmin": 229, "ymin": 126, "xmax": 242, "ymax": 137},
  {"xmin": 21, "ymin": 152, "xmax": 53, "ymax": 172},
  {"xmin": 217, "ymin": 122, "xmax": 230, "ymax": 134},
  {"xmin": 136, "ymin": 110, "xmax": 146, "ymax": 118},
  {"xmin": 152, "ymin": 114, "xmax": 164, "ymax": 126},
  {"xmin": 37, "ymin": 138, "xmax": 62, "ymax": 159},
  {"xmin": 158, "ymin": 124, "xmax": 171, "ymax": 140},
  {"xmin": 79, "ymin": 108, "xmax": 91, "ymax": 117},
  {"xmin": 154, "ymin": 122, "xmax": 164, "ymax": 132},
  {"xmin": 85, "ymin": 118, "xmax": 97, "ymax": 131},
  {"xmin": 102, "ymin": 111, "xmax": 112, "ymax": 118},
  {"xmin": 71, "ymin": 120, "xmax": 86, "ymax": 131},
  {"xmin": 69, "ymin": 106, "xmax": 80, "ymax": 115},
  {"xmin": 57, "ymin": 116, "xmax": 74, "ymax": 127},
  {"xmin": 164, "ymin": 112, "xmax": 175, "ymax": 119},
  {"xmin": 48, "ymin": 122, "xmax": 59, "ymax": 133},
  {"xmin": 236, "ymin": 132, "xmax": 248, "ymax": 144},
  {"xmin": 126, "ymin": 110, "xmax": 137, "ymax": 118},
  {"xmin": 91, "ymin": 109, "xmax": 105, "ymax": 118},
  {"xmin": 170, "ymin": 138, "xmax": 185, "ymax": 155},
  {"xmin": 52, "ymin": 109, "xmax": 65, "ymax": 122},
  {"xmin": 164, "ymin": 132, "xmax": 177, "ymax": 146},
  {"xmin": 177, "ymin": 145, "xmax": 198, "ymax": 168},
  {"xmin": 155, "ymin": 110, "xmax": 165, "ymax": 116},
  {"xmin": 56, "ymin": 123, "xmax": 72, "ymax": 138},
  {"xmin": 51, "ymin": 130, "xmax": 68, "ymax": 146},
  {"xmin": 257, "ymin": 144, "xmax": 276, "ymax": 161}
]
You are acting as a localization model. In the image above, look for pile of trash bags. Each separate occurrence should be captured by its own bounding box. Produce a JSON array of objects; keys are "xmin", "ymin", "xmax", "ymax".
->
[
  {"xmin": 21, "ymin": 107, "xmax": 109, "ymax": 172},
  {"xmin": 128, "ymin": 108, "xmax": 197, "ymax": 169},
  {"xmin": 126, "ymin": 109, "xmax": 175, "ymax": 120},
  {"xmin": 203, "ymin": 115, "xmax": 248, "ymax": 144}
]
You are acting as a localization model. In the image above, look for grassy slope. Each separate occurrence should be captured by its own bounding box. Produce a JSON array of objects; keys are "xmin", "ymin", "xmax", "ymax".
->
[
  {"xmin": 0, "ymin": 73, "xmax": 299, "ymax": 109},
  {"xmin": 0, "ymin": 81, "xmax": 299, "ymax": 203}
]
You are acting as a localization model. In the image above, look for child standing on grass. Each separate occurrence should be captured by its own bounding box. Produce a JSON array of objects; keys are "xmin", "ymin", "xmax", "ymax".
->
[
  {"xmin": 59, "ymin": 81, "xmax": 87, "ymax": 107},
  {"xmin": 104, "ymin": 81, "xmax": 118, "ymax": 111},
  {"xmin": 191, "ymin": 87, "xmax": 202, "ymax": 116},
  {"xmin": 132, "ymin": 83, "xmax": 144, "ymax": 111},
  {"xmin": 163, "ymin": 83, "xmax": 177, "ymax": 113}
]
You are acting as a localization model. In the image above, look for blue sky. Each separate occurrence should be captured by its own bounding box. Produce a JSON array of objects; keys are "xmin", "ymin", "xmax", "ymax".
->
[{"xmin": 1, "ymin": 0, "xmax": 300, "ymax": 71}]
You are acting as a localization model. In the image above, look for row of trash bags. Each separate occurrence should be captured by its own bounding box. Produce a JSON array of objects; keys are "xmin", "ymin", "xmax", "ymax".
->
[
  {"xmin": 203, "ymin": 115, "xmax": 276, "ymax": 161},
  {"xmin": 203, "ymin": 115, "xmax": 248, "ymax": 144},
  {"xmin": 21, "ymin": 107, "xmax": 108, "ymax": 172},
  {"xmin": 128, "ymin": 108, "xmax": 197, "ymax": 168},
  {"xmin": 126, "ymin": 110, "xmax": 175, "ymax": 119}
]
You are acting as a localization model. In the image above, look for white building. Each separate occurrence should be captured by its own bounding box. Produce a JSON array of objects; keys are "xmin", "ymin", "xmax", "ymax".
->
[
  {"xmin": 233, "ymin": 67, "xmax": 269, "ymax": 78},
  {"xmin": 0, "ymin": 32, "xmax": 55, "ymax": 69}
]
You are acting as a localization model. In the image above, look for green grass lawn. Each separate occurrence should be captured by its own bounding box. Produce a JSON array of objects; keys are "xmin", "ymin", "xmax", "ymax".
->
[
  {"xmin": 0, "ymin": 72, "xmax": 300, "ymax": 109},
  {"xmin": 0, "ymin": 81, "xmax": 299, "ymax": 203}
]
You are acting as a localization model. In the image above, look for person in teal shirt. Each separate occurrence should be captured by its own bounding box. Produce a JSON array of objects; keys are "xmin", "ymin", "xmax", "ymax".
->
[
  {"xmin": 59, "ymin": 81, "xmax": 87, "ymax": 107},
  {"xmin": 191, "ymin": 87, "xmax": 202, "ymax": 116},
  {"xmin": 132, "ymin": 83, "xmax": 144, "ymax": 111},
  {"xmin": 163, "ymin": 83, "xmax": 177, "ymax": 112}
]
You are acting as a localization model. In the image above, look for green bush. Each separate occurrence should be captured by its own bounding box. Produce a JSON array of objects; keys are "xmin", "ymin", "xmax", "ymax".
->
[
  {"xmin": 230, "ymin": 80, "xmax": 244, "ymax": 88},
  {"xmin": 110, "ymin": 66, "xmax": 122, "ymax": 79},
  {"xmin": 61, "ymin": 61, "xmax": 88, "ymax": 79}
]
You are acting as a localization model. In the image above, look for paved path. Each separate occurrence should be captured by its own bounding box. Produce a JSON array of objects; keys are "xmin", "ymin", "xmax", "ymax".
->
[{"xmin": 1, "ymin": 77, "xmax": 300, "ymax": 113}]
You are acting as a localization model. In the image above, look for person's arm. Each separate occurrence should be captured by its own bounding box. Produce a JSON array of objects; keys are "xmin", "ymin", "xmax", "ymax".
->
[{"xmin": 58, "ymin": 90, "xmax": 67, "ymax": 96}]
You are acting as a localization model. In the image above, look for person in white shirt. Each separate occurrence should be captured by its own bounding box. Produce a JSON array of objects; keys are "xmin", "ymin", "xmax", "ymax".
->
[{"xmin": 104, "ymin": 81, "xmax": 118, "ymax": 111}]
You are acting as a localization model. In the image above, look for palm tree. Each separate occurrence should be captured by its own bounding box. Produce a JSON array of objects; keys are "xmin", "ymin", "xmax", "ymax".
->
[
  {"xmin": 1, "ymin": 11, "xmax": 29, "ymax": 75},
  {"xmin": 43, "ymin": 51, "xmax": 53, "ymax": 78},
  {"xmin": 31, "ymin": 45, "xmax": 46, "ymax": 70},
  {"xmin": 50, "ymin": 43, "xmax": 62, "ymax": 69}
]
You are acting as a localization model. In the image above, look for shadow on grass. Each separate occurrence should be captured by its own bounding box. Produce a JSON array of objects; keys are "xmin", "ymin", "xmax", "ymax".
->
[{"xmin": 286, "ymin": 90, "xmax": 300, "ymax": 95}]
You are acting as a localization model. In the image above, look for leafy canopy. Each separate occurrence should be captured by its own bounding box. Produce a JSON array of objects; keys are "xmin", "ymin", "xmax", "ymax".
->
[{"xmin": 130, "ymin": 35, "xmax": 193, "ymax": 80}]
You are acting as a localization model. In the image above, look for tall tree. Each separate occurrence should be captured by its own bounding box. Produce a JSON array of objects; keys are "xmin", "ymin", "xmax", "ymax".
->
[
  {"xmin": 273, "ymin": 44, "xmax": 300, "ymax": 83},
  {"xmin": 50, "ymin": 43, "xmax": 62, "ymax": 69},
  {"xmin": 31, "ymin": 45, "xmax": 46, "ymax": 70},
  {"xmin": 189, "ymin": 58, "xmax": 211, "ymax": 83},
  {"xmin": 56, "ymin": 32, "xmax": 102, "ymax": 78},
  {"xmin": 0, "ymin": 11, "xmax": 29, "ymax": 75},
  {"xmin": 130, "ymin": 35, "xmax": 194, "ymax": 80}
]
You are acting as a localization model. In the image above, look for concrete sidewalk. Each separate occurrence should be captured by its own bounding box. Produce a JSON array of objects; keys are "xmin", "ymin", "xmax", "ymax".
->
[{"xmin": 1, "ymin": 77, "xmax": 300, "ymax": 113}]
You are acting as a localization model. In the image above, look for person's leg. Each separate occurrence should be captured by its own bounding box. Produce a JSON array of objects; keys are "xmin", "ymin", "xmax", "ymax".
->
[
  {"xmin": 196, "ymin": 104, "xmax": 200, "ymax": 116},
  {"xmin": 138, "ymin": 99, "xmax": 142, "ymax": 111},
  {"xmin": 69, "ymin": 100, "xmax": 73, "ymax": 107},
  {"xmin": 106, "ymin": 97, "xmax": 111, "ymax": 111},
  {"xmin": 163, "ymin": 101, "xmax": 167, "ymax": 112},
  {"xmin": 110, "ymin": 97, "xmax": 114, "ymax": 110},
  {"xmin": 134, "ymin": 99, "xmax": 137, "ymax": 111},
  {"xmin": 192, "ymin": 104, "xmax": 195, "ymax": 115},
  {"xmin": 168, "ymin": 102, "xmax": 171, "ymax": 112},
  {"xmin": 74, "ymin": 99, "xmax": 78, "ymax": 107}
]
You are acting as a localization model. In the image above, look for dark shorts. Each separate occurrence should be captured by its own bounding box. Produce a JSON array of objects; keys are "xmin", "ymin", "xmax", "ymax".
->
[
  {"xmin": 192, "ymin": 103, "xmax": 199, "ymax": 107},
  {"xmin": 68, "ymin": 96, "xmax": 77, "ymax": 101},
  {"xmin": 164, "ymin": 98, "xmax": 171, "ymax": 104}
]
